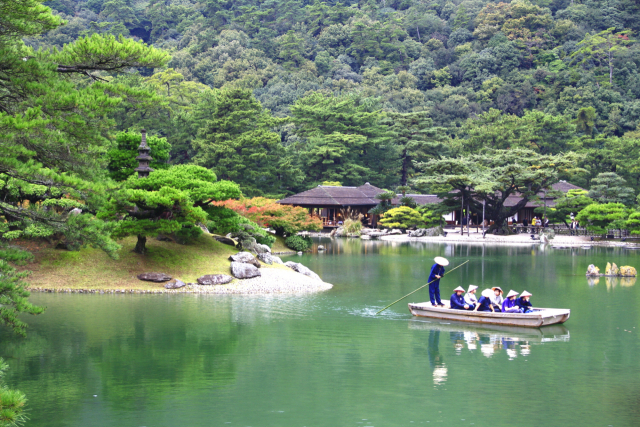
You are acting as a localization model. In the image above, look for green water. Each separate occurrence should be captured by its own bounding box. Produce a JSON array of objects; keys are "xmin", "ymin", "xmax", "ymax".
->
[{"xmin": 2, "ymin": 239, "xmax": 640, "ymax": 427}]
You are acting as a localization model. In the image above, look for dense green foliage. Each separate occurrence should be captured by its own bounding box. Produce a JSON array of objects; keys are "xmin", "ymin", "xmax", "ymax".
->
[
  {"xmin": 575, "ymin": 202, "xmax": 628, "ymax": 234},
  {"xmin": 284, "ymin": 235, "xmax": 312, "ymax": 252},
  {"xmin": 0, "ymin": 357, "xmax": 27, "ymax": 426},
  {"xmin": 32, "ymin": 0, "xmax": 640, "ymax": 199},
  {"xmin": 379, "ymin": 206, "xmax": 424, "ymax": 229},
  {"xmin": 98, "ymin": 165, "xmax": 241, "ymax": 253}
]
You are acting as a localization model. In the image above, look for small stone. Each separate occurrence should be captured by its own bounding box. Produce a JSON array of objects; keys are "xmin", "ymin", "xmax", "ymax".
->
[
  {"xmin": 213, "ymin": 235, "xmax": 237, "ymax": 247},
  {"xmin": 230, "ymin": 262, "xmax": 261, "ymax": 279},
  {"xmin": 164, "ymin": 279, "xmax": 187, "ymax": 289},
  {"xmin": 229, "ymin": 251, "xmax": 261, "ymax": 268},
  {"xmin": 137, "ymin": 272, "xmax": 172, "ymax": 282},
  {"xmin": 197, "ymin": 274, "xmax": 233, "ymax": 285},
  {"xmin": 318, "ymin": 245, "xmax": 325, "ymax": 251},
  {"xmin": 297, "ymin": 251, "xmax": 303, "ymax": 255}
]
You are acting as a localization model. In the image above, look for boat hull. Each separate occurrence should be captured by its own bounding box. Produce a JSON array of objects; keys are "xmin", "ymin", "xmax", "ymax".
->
[{"xmin": 408, "ymin": 301, "xmax": 570, "ymax": 328}]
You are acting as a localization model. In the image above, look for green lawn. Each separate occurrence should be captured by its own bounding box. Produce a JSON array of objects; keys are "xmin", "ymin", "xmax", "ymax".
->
[{"xmin": 25, "ymin": 234, "xmax": 283, "ymax": 290}]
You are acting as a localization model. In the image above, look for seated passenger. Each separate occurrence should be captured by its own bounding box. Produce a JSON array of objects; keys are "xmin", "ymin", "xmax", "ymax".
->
[
  {"xmin": 450, "ymin": 286, "xmax": 473, "ymax": 310},
  {"xmin": 490, "ymin": 287, "xmax": 504, "ymax": 312},
  {"xmin": 502, "ymin": 290, "xmax": 523, "ymax": 313},
  {"xmin": 516, "ymin": 291, "xmax": 534, "ymax": 313},
  {"xmin": 464, "ymin": 285, "xmax": 478, "ymax": 308},
  {"xmin": 474, "ymin": 289, "xmax": 495, "ymax": 312}
]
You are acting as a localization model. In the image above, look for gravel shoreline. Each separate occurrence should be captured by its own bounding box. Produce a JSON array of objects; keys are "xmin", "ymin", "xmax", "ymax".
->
[
  {"xmin": 27, "ymin": 267, "xmax": 333, "ymax": 295},
  {"xmin": 378, "ymin": 233, "xmax": 640, "ymax": 247}
]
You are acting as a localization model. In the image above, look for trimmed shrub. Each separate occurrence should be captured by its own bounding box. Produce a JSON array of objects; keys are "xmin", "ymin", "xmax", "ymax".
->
[
  {"xmin": 343, "ymin": 218, "xmax": 362, "ymax": 235},
  {"xmin": 379, "ymin": 206, "xmax": 424, "ymax": 229},
  {"xmin": 285, "ymin": 235, "xmax": 312, "ymax": 252}
]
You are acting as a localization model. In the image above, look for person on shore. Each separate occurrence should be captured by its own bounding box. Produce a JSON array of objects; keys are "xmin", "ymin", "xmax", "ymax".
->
[
  {"xmin": 450, "ymin": 286, "xmax": 473, "ymax": 310},
  {"xmin": 516, "ymin": 291, "xmax": 534, "ymax": 313},
  {"xmin": 464, "ymin": 285, "xmax": 478, "ymax": 308},
  {"xmin": 543, "ymin": 217, "xmax": 549, "ymax": 228},
  {"xmin": 502, "ymin": 290, "xmax": 523, "ymax": 313},
  {"xmin": 522, "ymin": 218, "xmax": 529, "ymax": 228},
  {"xmin": 474, "ymin": 289, "xmax": 495, "ymax": 312},
  {"xmin": 490, "ymin": 287, "xmax": 504, "ymax": 312},
  {"xmin": 428, "ymin": 256, "xmax": 449, "ymax": 307},
  {"xmin": 531, "ymin": 217, "xmax": 537, "ymax": 227}
]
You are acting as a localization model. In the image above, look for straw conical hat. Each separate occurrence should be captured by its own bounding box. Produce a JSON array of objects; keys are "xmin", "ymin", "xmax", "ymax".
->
[
  {"xmin": 506, "ymin": 290, "xmax": 519, "ymax": 298},
  {"xmin": 491, "ymin": 286, "xmax": 503, "ymax": 294},
  {"xmin": 434, "ymin": 256, "xmax": 449, "ymax": 266},
  {"xmin": 453, "ymin": 286, "xmax": 465, "ymax": 292},
  {"xmin": 521, "ymin": 290, "xmax": 532, "ymax": 297},
  {"xmin": 467, "ymin": 285, "xmax": 478, "ymax": 293},
  {"xmin": 481, "ymin": 289, "xmax": 494, "ymax": 298}
]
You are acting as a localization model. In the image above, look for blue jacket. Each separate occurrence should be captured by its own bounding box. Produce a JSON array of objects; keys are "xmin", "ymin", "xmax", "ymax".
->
[
  {"xmin": 429, "ymin": 263, "xmax": 445, "ymax": 285},
  {"xmin": 450, "ymin": 293, "xmax": 468, "ymax": 310},
  {"xmin": 502, "ymin": 298, "xmax": 520, "ymax": 312},
  {"xmin": 476, "ymin": 296, "xmax": 493, "ymax": 312},
  {"xmin": 516, "ymin": 297, "xmax": 533, "ymax": 311}
]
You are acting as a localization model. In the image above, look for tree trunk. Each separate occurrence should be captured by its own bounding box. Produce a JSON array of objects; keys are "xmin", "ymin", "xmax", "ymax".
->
[
  {"xmin": 134, "ymin": 235, "xmax": 147, "ymax": 254},
  {"xmin": 401, "ymin": 150, "xmax": 408, "ymax": 186}
]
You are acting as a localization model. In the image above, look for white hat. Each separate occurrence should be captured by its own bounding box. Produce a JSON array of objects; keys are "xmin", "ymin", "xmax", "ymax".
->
[
  {"xmin": 521, "ymin": 290, "xmax": 532, "ymax": 297},
  {"xmin": 506, "ymin": 290, "xmax": 519, "ymax": 298},
  {"xmin": 481, "ymin": 289, "xmax": 494, "ymax": 298},
  {"xmin": 467, "ymin": 285, "xmax": 478, "ymax": 293},
  {"xmin": 453, "ymin": 286, "xmax": 465, "ymax": 292},
  {"xmin": 434, "ymin": 256, "xmax": 449, "ymax": 266}
]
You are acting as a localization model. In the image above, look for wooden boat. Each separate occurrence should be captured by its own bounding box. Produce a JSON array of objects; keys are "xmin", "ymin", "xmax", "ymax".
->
[{"xmin": 408, "ymin": 300, "xmax": 570, "ymax": 328}]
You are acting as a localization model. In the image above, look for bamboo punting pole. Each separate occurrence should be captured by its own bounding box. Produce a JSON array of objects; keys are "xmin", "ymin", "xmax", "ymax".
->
[{"xmin": 375, "ymin": 260, "xmax": 470, "ymax": 315}]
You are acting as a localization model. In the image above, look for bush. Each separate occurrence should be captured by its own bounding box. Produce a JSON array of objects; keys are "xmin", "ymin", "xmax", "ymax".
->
[
  {"xmin": 205, "ymin": 205, "xmax": 275, "ymax": 247},
  {"xmin": 379, "ymin": 206, "xmax": 424, "ymax": 229},
  {"xmin": 343, "ymin": 218, "xmax": 362, "ymax": 235},
  {"xmin": 215, "ymin": 197, "xmax": 322, "ymax": 236},
  {"xmin": 285, "ymin": 235, "xmax": 312, "ymax": 252},
  {"xmin": 174, "ymin": 224, "xmax": 203, "ymax": 244},
  {"xmin": 417, "ymin": 205, "xmax": 445, "ymax": 228}
]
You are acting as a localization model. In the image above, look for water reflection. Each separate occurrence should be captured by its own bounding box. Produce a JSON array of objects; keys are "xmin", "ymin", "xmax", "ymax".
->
[
  {"xmin": 410, "ymin": 319, "xmax": 569, "ymax": 366},
  {"xmin": 586, "ymin": 276, "xmax": 636, "ymax": 289},
  {"xmin": 427, "ymin": 330, "xmax": 447, "ymax": 386}
]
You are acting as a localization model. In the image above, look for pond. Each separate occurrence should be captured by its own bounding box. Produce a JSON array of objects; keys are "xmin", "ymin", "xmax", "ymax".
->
[{"xmin": 1, "ymin": 239, "xmax": 639, "ymax": 427}]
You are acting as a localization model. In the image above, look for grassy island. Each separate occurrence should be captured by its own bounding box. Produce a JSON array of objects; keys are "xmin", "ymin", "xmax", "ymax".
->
[{"xmin": 23, "ymin": 234, "xmax": 293, "ymax": 292}]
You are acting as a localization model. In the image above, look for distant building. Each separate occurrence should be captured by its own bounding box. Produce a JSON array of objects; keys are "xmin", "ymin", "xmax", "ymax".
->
[
  {"xmin": 277, "ymin": 183, "xmax": 440, "ymax": 227},
  {"xmin": 278, "ymin": 180, "xmax": 585, "ymax": 228}
]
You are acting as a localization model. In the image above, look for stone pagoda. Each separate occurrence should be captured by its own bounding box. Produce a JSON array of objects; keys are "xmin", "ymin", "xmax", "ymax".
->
[{"xmin": 134, "ymin": 129, "xmax": 154, "ymax": 178}]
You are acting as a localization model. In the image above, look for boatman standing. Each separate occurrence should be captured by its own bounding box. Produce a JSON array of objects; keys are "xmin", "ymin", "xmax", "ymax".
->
[{"xmin": 428, "ymin": 256, "xmax": 449, "ymax": 307}]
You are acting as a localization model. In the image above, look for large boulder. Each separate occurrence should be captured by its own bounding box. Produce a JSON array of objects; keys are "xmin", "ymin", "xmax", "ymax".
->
[
  {"xmin": 284, "ymin": 261, "xmax": 321, "ymax": 281},
  {"xmin": 254, "ymin": 243, "xmax": 271, "ymax": 254},
  {"xmin": 197, "ymin": 274, "xmax": 234, "ymax": 285},
  {"xmin": 388, "ymin": 229, "xmax": 403, "ymax": 235},
  {"xmin": 164, "ymin": 280, "xmax": 186, "ymax": 289},
  {"xmin": 257, "ymin": 253, "xmax": 283, "ymax": 265},
  {"xmin": 605, "ymin": 262, "xmax": 614, "ymax": 276},
  {"xmin": 230, "ymin": 261, "xmax": 261, "ymax": 279},
  {"xmin": 620, "ymin": 266, "xmax": 637, "ymax": 277},
  {"xmin": 229, "ymin": 252, "xmax": 261, "ymax": 268},
  {"xmin": 137, "ymin": 272, "xmax": 172, "ymax": 282},
  {"xmin": 586, "ymin": 264, "xmax": 600, "ymax": 276}
]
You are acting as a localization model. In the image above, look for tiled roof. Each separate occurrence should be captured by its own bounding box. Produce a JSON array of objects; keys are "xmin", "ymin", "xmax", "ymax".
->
[
  {"xmin": 278, "ymin": 184, "xmax": 384, "ymax": 206},
  {"xmin": 278, "ymin": 184, "xmax": 441, "ymax": 207}
]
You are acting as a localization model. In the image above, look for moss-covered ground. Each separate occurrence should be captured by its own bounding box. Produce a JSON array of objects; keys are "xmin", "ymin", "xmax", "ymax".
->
[{"xmin": 23, "ymin": 234, "xmax": 288, "ymax": 291}]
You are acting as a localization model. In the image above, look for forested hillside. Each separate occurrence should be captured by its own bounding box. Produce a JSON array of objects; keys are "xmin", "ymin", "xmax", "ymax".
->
[{"xmin": 23, "ymin": 0, "xmax": 640, "ymax": 196}]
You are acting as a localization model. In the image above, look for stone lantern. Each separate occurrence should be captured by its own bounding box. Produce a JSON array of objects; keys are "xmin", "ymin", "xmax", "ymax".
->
[{"xmin": 134, "ymin": 129, "xmax": 154, "ymax": 178}]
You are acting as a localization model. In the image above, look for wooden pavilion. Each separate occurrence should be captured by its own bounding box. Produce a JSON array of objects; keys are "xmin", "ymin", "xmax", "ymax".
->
[{"xmin": 277, "ymin": 183, "xmax": 441, "ymax": 228}]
